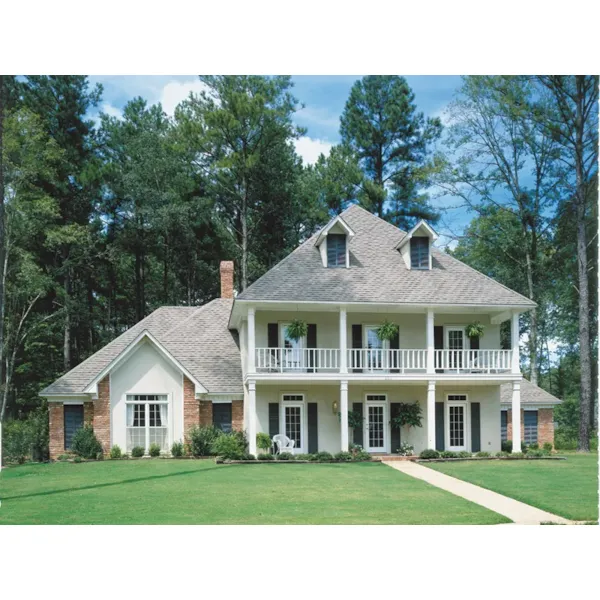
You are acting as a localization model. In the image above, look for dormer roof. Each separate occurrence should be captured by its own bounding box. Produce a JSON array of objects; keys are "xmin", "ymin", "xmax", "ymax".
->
[
  {"xmin": 314, "ymin": 214, "xmax": 355, "ymax": 247},
  {"xmin": 395, "ymin": 220, "xmax": 438, "ymax": 250}
]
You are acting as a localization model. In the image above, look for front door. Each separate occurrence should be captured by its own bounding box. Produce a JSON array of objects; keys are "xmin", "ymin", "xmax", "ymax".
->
[
  {"xmin": 446, "ymin": 398, "xmax": 467, "ymax": 451},
  {"xmin": 366, "ymin": 401, "xmax": 387, "ymax": 452}
]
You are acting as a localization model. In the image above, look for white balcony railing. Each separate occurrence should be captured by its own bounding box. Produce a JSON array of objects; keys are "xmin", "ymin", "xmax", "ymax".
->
[
  {"xmin": 255, "ymin": 348, "xmax": 340, "ymax": 372},
  {"xmin": 434, "ymin": 349, "xmax": 513, "ymax": 373},
  {"xmin": 347, "ymin": 349, "xmax": 427, "ymax": 373}
]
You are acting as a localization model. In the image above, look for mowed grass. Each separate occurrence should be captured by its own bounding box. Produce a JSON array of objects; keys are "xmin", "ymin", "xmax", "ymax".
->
[
  {"xmin": 427, "ymin": 452, "xmax": 599, "ymax": 521},
  {"xmin": 0, "ymin": 460, "xmax": 510, "ymax": 525}
]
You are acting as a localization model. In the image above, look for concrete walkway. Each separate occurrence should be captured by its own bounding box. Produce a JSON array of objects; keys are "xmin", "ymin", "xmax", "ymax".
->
[{"xmin": 383, "ymin": 460, "xmax": 573, "ymax": 525}]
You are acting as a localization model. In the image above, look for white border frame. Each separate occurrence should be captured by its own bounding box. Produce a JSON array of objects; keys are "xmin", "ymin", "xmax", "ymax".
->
[
  {"xmin": 445, "ymin": 393, "xmax": 469, "ymax": 451},
  {"xmin": 280, "ymin": 392, "xmax": 306, "ymax": 453},
  {"xmin": 124, "ymin": 392, "xmax": 172, "ymax": 454},
  {"xmin": 364, "ymin": 392, "xmax": 389, "ymax": 453}
]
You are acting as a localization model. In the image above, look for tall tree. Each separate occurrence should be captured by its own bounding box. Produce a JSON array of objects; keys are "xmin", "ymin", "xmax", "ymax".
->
[
  {"xmin": 533, "ymin": 76, "xmax": 599, "ymax": 451},
  {"xmin": 339, "ymin": 75, "xmax": 442, "ymax": 227},
  {"xmin": 435, "ymin": 76, "xmax": 561, "ymax": 385}
]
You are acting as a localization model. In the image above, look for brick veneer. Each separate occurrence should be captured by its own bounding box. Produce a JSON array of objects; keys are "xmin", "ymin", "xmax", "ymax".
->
[
  {"xmin": 48, "ymin": 404, "xmax": 65, "ymax": 460},
  {"xmin": 93, "ymin": 375, "xmax": 111, "ymax": 455},
  {"xmin": 183, "ymin": 375, "xmax": 199, "ymax": 441},
  {"xmin": 199, "ymin": 400, "xmax": 213, "ymax": 426},
  {"xmin": 506, "ymin": 408, "xmax": 555, "ymax": 447},
  {"xmin": 232, "ymin": 400, "xmax": 243, "ymax": 431},
  {"xmin": 220, "ymin": 261, "xmax": 234, "ymax": 299},
  {"xmin": 84, "ymin": 401, "xmax": 94, "ymax": 425}
]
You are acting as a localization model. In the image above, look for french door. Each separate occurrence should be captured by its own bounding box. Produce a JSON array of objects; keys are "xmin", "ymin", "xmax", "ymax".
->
[
  {"xmin": 446, "ymin": 397, "xmax": 467, "ymax": 451},
  {"xmin": 446, "ymin": 327, "xmax": 465, "ymax": 370},
  {"xmin": 366, "ymin": 400, "xmax": 387, "ymax": 452},
  {"xmin": 281, "ymin": 395, "xmax": 305, "ymax": 452},
  {"xmin": 365, "ymin": 326, "xmax": 389, "ymax": 371},
  {"xmin": 281, "ymin": 323, "xmax": 306, "ymax": 371}
]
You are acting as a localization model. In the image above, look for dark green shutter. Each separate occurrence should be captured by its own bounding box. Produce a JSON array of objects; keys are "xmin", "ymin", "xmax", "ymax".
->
[
  {"xmin": 352, "ymin": 402, "xmax": 363, "ymax": 446},
  {"xmin": 268, "ymin": 403, "xmax": 279, "ymax": 439},
  {"xmin": 390, "ymin": 403, "xmax": 401, "ymax": 453},
  {"xmin": 435, "ymin": 402, "xmax": 445, "ymax": 450},
  {"xmin": 307, "ymin": 324, "xmax": 317, "ymax": 372},
  {"xmin": 267, "ymin": 323, "xmax": 278, "ymax": 347},
  {"xmin": 352, "ymin": 324, "xmax": 362, "ymax": 372},
  {"xmin": 470, "ymin": 402, "xmax": 481, "ymax": 452},
  {"xmin": 390, "ymin": 326, "xmax": 400, "ymax": 372},
  {"xmin": 469, "ymin": 336, "xmax": 480, "ymax": 350},
  {"xmin": 434, "ymin": 326, "xmax": 444, "ymax": 372},
  {"xmin": 308, "ymin": 403, "xmax": 318, "ymax": 453}
]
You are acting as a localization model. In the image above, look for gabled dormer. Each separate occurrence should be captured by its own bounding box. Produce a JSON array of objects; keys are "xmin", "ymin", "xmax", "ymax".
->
[
  {"xmin": 396, "ymin": 220, "xmax": 438, "ymax": 270},
  {"xmin": 315, "ymin": 214, "xmax": 355, "ymax": 268}
]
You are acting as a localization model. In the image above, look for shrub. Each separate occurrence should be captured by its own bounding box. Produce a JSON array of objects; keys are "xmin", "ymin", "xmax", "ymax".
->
[
  {"xmin": 396, "ymin": 441, "xmax": 415, "ymax": 456},
  {"xmin": 256, "ymin": 432, "xmax": 272, "ymax": 452},
  {"xmin": 419, "ymin": 449, "xmax": 440, "ymax": 459},
  {"xmin": 496, "ymin": 451, "xmax": 509, "ymax": 457},
  {"xmin": 71, "ymin": 425, "xmax": 103, "ymax": 459},
  {"xmin": 521, "ymin": 442, "xmax": 528, "ymax": 454},
  {"xmin": 334, "ymin": 451, "xmax": 352, "ymax": 462},
  {"xmin": 189, "ymin": 425, "xmax": 222, "ymax": 457},
  {"xmin": 475, "ymin": 451, "xmax": 491, "ymax": 458},
  {"xmin": 212, "ymin": 432, "xmax": 246, "ymax": 460},
  {"xmin": 294, "ymin": 453, "xmax": 312, "ymax": 461},
  {"xmin": 501, "ymin": 440, "xmax": 513, "ymax": 453},
  {"xmin": 440, "ymin": 450, "xmax": 458, "ymax": 459},
  {"xmin": 131, "ymin": 446, "xmax": 145, "ymax": 457},
  {"xmin": 349, "ymin": 444, "xmax": 370, "ymax": 461},
  {"xmin": 543, "ymin": 442, "xmax": 553, "ymax": 453},
  {"xmin": 57, "ymin": 453, "xmax": 71, "ymax": 461},
  {"xmin": 528, "ymin": 442, "xmax": 539, "ymax": 450},
  {"xmin": 110, "ymin": 445, "xmax": 122, "ymax": 459},
  {"xmin": 527, "ymin": 448, "xmax": 545, "ymax": 457},
  {"xmin": 457, "ymin": 451, "xmax": 472, "ymax": 458},
  {"xmin": 510, "ymin": 452, "xmax": 524, "ymax": 458},
  {"xmin": 2, "ymin": 419, "xmax": 31, "ymax": 464},
  {"xmin": 308, "ymin": 453, "xmax": 320, "ymax": 461},
  {"xmin": 149, "ymin": 443, "xmax": 161, "ymax": 457},
  {"xmin": 315, "ymin": 451, "xmax": 334, "ymax": 462},
  {"xmin": 171, "ymin": 441, "xmax": 184, "ymax": 457},
  {"xmin": 257, "ymin": 453, "xmax": 274, "ymax": 461},
  {"xmin": 277, "ymin": 452, "xmax": 294, "ymax": 461},
  {"xmin": 73, "ymin": 455, "xmax": 83, "ymax": 463},
  {"xmin": 244, "ymin": 453, "xmax": 256, "ymax": 461},
  {"xmin": 96, "ymin": 452, "xmax": 104, "ymax": 461}
]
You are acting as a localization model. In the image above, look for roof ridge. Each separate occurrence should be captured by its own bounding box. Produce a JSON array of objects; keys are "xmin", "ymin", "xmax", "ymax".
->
[
  {"xmin": 162, "ymin": 302, "xmax": 215, "ymax": 341},
  {"xmin": 340, "ymin": 203, "xmax": 409, "ymax": 237}
]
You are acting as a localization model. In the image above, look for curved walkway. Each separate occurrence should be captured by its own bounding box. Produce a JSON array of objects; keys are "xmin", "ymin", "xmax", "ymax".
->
[{"xmin": 383, "ymin": 460, "xmax": 573, "ymax": 525}]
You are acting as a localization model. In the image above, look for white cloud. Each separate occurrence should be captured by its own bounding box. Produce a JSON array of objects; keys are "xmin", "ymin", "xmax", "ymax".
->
[
  {"xmin": 101, "ymin": 103, "xmax": 123, "ymax": 119},
  {"xmin": 294, "ymin": 136, "xmax": 333, "ymax": 165},
  {"xmin": 160, "ymin": 79, "xmax": 210, "ymax": 116}
]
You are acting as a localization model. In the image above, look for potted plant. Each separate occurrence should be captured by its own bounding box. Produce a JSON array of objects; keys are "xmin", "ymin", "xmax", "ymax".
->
[
  {"xmin": 465, "ymin": 321, "xmax": 485, "ymax": 340},
  {"xmin": 256, "ymin": 432, "xmax": 272, "ymax": 455},
  {"xmin": 286, "ymin": 319, "xmax": 308, "ymax": 342},
  {"xmin": 375, "ymin": 320, "xmax": 399, "ymax": 342},
  {"xmin": 391, "ymin": 402, "xmax": 423, "ymax": 450}
]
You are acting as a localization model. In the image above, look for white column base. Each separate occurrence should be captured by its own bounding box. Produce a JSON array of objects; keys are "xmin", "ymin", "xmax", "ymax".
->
[
  {"xmin": 340, "ymin": 380, "xmax": 349, "ymax": 451},
  {"xmin": 427, "ymin": 381, "xmax": 436, "ymax": 449},
  {"xmin": 248, "ymin": 380, "xmax": 257, "ymax": 455}
]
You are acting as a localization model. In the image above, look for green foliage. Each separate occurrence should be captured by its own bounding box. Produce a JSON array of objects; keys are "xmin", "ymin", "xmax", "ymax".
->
[
  {"xmin": 528, "ymin": 443, "xmax": 539, "ymax": 450},
  {"xmin": 2, "ymin": 420, "xmax": 31, "ymax": 464},
  {"xmin": 148, "ymin": 443, "xmax": 161, "ymax": 457},
  {"xmin": 131, "ymin": 446, "xmax": 145, "ymax": 458},
  {"xmin": 419, "ymin": 449, "xmax": 440, "ymax": 459},
  {"xmin": 440, "ymin": 450, "xmax": 458, "ymax": 459},
  {"xmin": 457, "ymin": 451, "xmax": 472, "ymax": 458},
  {"xmin": 334, "ymin": 451, "xmax": 352, "ymax": 462},
  {"xmin": 256, "ymin": 432, "xmax": 272, "ymax": 452},
  {"xmin": 170, "ymin": 442, "xmax": 184, "ymax": 457},
  {"xmin": 213, "ymin": 432, "xmax": 247, "ymax": 460},
  {"xmin": 286, "ymin": 319, "xmax": 307, "ymax": 342},
  {"xmin": 465, "ymin": 322, "xmax": 485, "ymax": 339},
  {"xmin": 501, "ymin": 440, "xmax": 513, "ymax": 453},
  {"xmin": 257, "ymin": 453, "xmax": 274, "ymax": 461},
  {"xmin": 339, "ymin": 410, "xmax": 364, "ymax": 430},
  {"xmin": 315, "ymin": 451, "xmax": 333, "ymax": 462},
  {"xmin": 276, "ymin": 452, "xmax": 294, "ymax": 461},
  {"xmin": 294, "ymin": 453, "xmax": 312, "ymax": 461},
  {"xmin": 496, "ymin": 451, "xmax": 509, "ymax": 457},
  {"xmin": 391, "ymin": 402, "xmax": 423, "ymax": 431},
  {"xmin": 73, "ymin": 456, "xmax": 83, "ymax": 463},
  {"xmin": 475, "ymin": 451, "xmax": 491, "ymax": 458},
  {"xmin": 57, "ymin": 454, "xmax": 71, "ymax": 461},
  {"xmin": 375, "ymin": 320, "xmax": 399, "ymax": 342},
  {"xmin": 244, "ymin": 454, "xmax": 256, "ymax": 461},
  {"xmin": 71, "ymin": 425, "xmax": 103, "ymax": 459},
  {"xmin": 526, "ymin": 448, "xmax": 545, "ymax": 458},
  {"xmin": 189, "ymin": 425, "xmax": 222, "ymax": 457},
  {"xmin": 543, "ymin": 442, "xmax": 553, "ymax": 453},
  {"xmin": 109, "ymin": 445, "xmax": 122, "ymax": 459},
  {"xmin": 396, "ymin": 442, "xmax": 415, "ymax": 456}
]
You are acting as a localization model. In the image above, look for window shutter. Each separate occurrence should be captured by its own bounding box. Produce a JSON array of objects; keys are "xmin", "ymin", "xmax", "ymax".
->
[
  {"xmin": 469, "ymin": 336, "xmax": 480, "ymax": 350},
  {"xmin": 308, "ymin": 403, "xmax": 318, "ymax": 453},
  {"xmin": 470, "ymin": 402, "xmax": 481, "ymax": 452},
  {"xmin": 268, "ymin": 403, "xmax": 279, "ymax": 439},
  {"xmin": 435, "ymin": 402, "xmax": 445, "ymax": 451},
  {"xmin": 352, "ymin": 324, "xmax": 363, "ymax": 372},
  {"xmin": 390, "ymin": 326, "xmax": 400, "ymax": 372},
  {"xmin": 307, "ymin": 324, "xmax": 317, "ymax": 372},
  {"xmin": 390, "ymin": 403, "xmax": 401, "ymax": 453},
  {"xmin": 434, "ymin": 326, "xmax": 444, "ymax": 373},
  {"xmin": 352, "ymin": 402, "xmax": 363, "ymax": 446},
  {"xmin": 267, "ymin": 323, "xmax": 278, "ymax": 348}
]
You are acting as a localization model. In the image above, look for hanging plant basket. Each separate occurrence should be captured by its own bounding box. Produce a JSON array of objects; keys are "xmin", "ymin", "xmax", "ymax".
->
[
  {"xmin": 376, "ymin": 320, "xmax": 399, "ymax": 342},
  {"xmin": 286, "ymin": 319, "xmax": 308, "ymax": 341},
  {"xmin": 466, "ymin": 321, "xmax": 485, "ymax": 340}
]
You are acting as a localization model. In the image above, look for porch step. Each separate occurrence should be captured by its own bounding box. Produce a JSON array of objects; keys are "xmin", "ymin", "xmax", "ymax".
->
[{"xmin": 371, "ymin": 454, "xmax": 419, "ymax": 462}]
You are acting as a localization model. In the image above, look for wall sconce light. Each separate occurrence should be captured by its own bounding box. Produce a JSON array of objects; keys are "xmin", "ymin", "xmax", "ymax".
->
[{"xmin": 332, "ymin": 400, "xmax": 339, "ymax": 415}]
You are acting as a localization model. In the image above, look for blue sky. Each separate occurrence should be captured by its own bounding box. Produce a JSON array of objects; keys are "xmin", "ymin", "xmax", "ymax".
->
[{"xmin": 89, "ymin": 75, "xmax": 467, "ymax": 244}]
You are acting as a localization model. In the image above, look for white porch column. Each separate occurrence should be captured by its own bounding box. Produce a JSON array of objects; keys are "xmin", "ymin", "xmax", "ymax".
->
[
  {"xmin": 248, "ymin": 379, "xmax": 257, "ymax": 455},
  {"xmin": 511, "ymin": 380, "xmax": 521, "ymax": 453},
  {"xmin": 427, "ymin": 380, "xmax": 436, "ymax": 449},
  {"xmin": 247, "ymin": 307, "xmax": 256, "ymax": 374},
  {"xmin": 340, "ymin": 380, "xmax": 349, "ymax": 451},
  {"xmin": 511, "ymin": 312, "xmax": 520, "ymax": 374},
  {"xmin": 339, "ymin": 307, "xmax": 348, "ymax": 374},
  {"xmin": 426, "ymin": 309, "xmax": 435, "ymax": 374}
]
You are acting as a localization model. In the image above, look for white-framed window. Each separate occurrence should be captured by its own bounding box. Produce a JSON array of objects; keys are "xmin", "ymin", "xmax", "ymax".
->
[
  {"xmin": 126, "ymin": 394, "xmax": 169, "ymax": 453},
  {"xmin": 281, "ymin": 393, "xmax": 305, "ymax": 452},
  {"xmin": 280, "ymin": 323, "xmax": 306, "ymax": 371},
  {"xmin": 364, "ymin": 325, "xmax": 389, "ymax": 371},
  {"xmin": 365, "ymin": 393, "xmax": 388, "ymax": 452},
  {"xmin": 446, "ymin": 394, "xmax": 468, "ymax": 451}
]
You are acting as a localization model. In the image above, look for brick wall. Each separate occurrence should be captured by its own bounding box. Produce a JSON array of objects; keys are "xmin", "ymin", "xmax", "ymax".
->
[
  {"xmin": 199, "ymin": 401, "xmax": 213, "ymax": 426},
  {"xmin": 93, "ymin": 375, "xmax": 111, "ymax": 455},
  {"xmin": 220, "ymin": 261, "xmax": 234, "ymax": 299},
  {"xmin": 183, "ymin": 375, "xmax": 199, "ymax": 441},
  {"xmin": 48, "ymin": 404, "xmax": 65, "ymax": 460},
  {"xmin": 232, "ymin": 400, "xmax": 244, "ymax": 431},
  {"xmin": 506, "ymin": 408, "xmax": 554, "ymax": 447},
  {"xmin": 84, "ymin": 401, "xmax": 94, "ymax": 425}
]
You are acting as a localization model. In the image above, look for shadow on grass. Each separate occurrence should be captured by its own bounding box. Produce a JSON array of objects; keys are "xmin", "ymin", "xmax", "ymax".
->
[{"xmin": 1, "ymin": 463, "xmax": 219, "ymax": 501}]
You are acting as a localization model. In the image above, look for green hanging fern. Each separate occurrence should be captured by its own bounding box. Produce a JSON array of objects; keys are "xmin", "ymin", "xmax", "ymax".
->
[
  {"xmin": 286, "ymin": 319, "xmax": 308, "ymax": 341},
  {"xmin": 465, "ymin": 321, "xmax": 485, "ymax": 339},
  {"xmin": 376, "ymin": 320, "xmax": 399, "ymax": 342}
]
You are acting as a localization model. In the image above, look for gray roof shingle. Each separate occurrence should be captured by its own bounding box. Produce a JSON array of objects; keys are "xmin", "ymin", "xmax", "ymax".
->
[
  {"xmin": 237, "ymin": 204, "xmax": 536, "ymax": 307},
  {"xmin": 40, "ymin": 299, "xmax": 242, "ymax": 396},
  {"xmin": 500, "ymin": 379, "xmax": 562, "ymax": 405}
]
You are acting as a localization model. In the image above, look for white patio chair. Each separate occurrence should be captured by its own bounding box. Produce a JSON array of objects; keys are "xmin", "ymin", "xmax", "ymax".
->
[{"xmin": 272, "ymin": 434, "xmax": 295, "ymax": 454}]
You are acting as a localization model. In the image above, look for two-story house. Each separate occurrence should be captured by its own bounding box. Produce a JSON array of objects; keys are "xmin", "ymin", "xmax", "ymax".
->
[{"xmin": 41, "ymin": 205, "xmax": 560, "ymax": 459}]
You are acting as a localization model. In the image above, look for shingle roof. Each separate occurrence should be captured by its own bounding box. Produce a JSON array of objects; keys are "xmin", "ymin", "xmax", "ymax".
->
[
  {"xmin": 40, "ymin": 299, "xmax": 243, "ymax": 396},
  {"xmin": 500, "ymin": 379, "xmax": 562, "ymax": 405},
  {"xmin": 237, "ymin": 204, "xmax": 536, "ymax": 307}
]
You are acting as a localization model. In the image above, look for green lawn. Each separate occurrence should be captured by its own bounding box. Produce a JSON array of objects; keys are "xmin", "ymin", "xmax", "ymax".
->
[
  {"xmin": 427, "ymin": 453, "xmax": 599, "ymax": 521},
  {"xmin": 0, "ymin": 460, "xmax": 510, "ymax": 525}
]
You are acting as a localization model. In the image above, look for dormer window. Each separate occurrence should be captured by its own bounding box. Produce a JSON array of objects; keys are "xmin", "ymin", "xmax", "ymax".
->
[
  {"xmin": 327, "ymin": 234, "xmax": 347, "ymax": 268},
  {"xmin": 410, "ymin": 237, "xmax": 429, "ymax": 270}
]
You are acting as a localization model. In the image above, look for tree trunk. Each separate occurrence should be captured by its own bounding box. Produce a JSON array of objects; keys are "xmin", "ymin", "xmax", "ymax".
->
[
  {"xmin": 241, "ymin": 187, "xmax": 249, "ymax": 291},
  {"xmin": 63, "ymin": 264, "xmax": 72, "ymax": 371},
  {"xmin": 524, "ymin": 247, "xmax": 538, "ymax": 385}
]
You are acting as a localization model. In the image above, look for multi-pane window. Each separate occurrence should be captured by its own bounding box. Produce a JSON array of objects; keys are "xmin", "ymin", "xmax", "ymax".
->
[
  {"xmin": 368, "ymin": 405, "xmax": 385, "ymax": 449},
  {"xmin": 283, "ymin": 395, "xmax": 304, "ymax": 402},
  {"xmin": 501, "ymin": 411, "xmax": 508, "ymax": 442},
  {"xmin": 126, "ymin": 394, "xmax": 168, "ymax": 453},
  {"xmin": 524, "ymin": 411, "xmax": 538, "ymax": 444},
  {"xmin": 327, "ymin": 234, "xmax": 347, "ymax": 268},
  {"xmin": 410, "ymin": 237, "xmax": 429, "ymax": 269},
  {"xmin": 285, "ymin": 406, "xmax": 302, "ymax": 449}
]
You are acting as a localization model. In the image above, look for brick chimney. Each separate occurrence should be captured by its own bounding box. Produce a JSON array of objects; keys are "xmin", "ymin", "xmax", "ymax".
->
[{"xmin": 220, "ymin": 261, "xmax": 234, "ymax": 299}]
